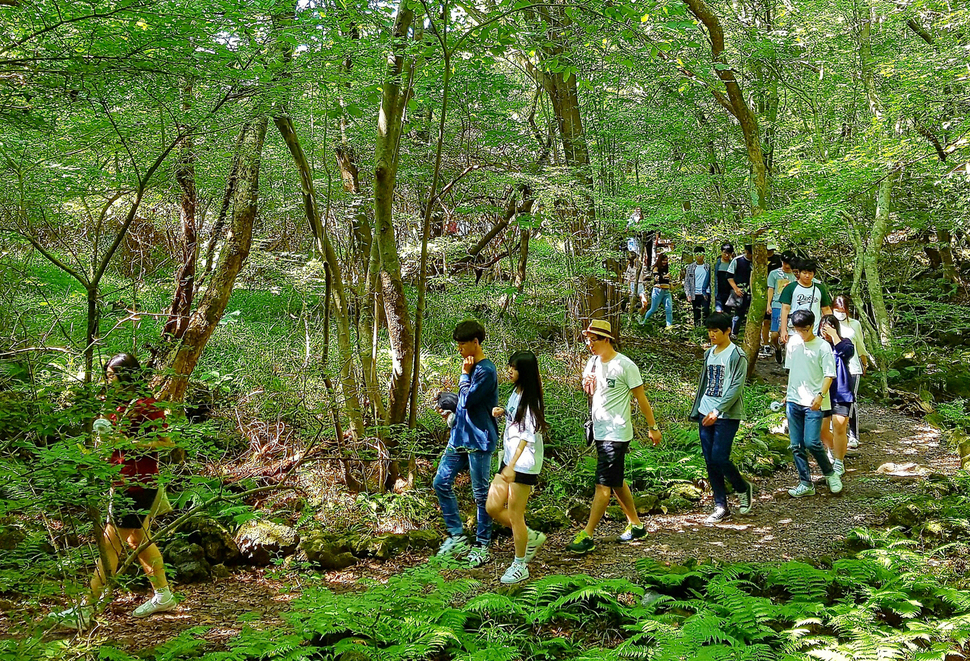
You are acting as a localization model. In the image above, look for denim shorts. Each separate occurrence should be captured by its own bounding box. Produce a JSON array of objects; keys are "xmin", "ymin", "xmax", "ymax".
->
[{"xmin": 770, "ymin": 307, "xmax": 782, "ymax": 332}]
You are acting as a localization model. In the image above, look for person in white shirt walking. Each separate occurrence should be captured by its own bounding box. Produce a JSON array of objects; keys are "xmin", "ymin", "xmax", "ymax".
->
[
  {"xmin": 567, "ymin": 320, "xmax": 663, "ymax": 554},
  {"xmin": 784, "ymin": 310, "xmax": 843, "ymax": 497},
  {"xmin": 486, "ymin": 350, "xmax": 548, "ymax": 584}
]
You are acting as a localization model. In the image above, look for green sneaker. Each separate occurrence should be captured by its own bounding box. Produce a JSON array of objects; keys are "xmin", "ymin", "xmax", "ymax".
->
[
  {"xmin": 566, "ymin": 531, "xmax": 595, "ymax": 555},
  {"xmin": 618, "ymin": 523, "xmax": 646, "ymax": 542}
]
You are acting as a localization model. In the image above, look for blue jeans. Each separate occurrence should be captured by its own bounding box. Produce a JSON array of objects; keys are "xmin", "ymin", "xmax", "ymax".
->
[
  {"xmin": 643, "ymin": 287, "xmax": 673, "ymax": 326},
  {"xmin": 433, "ymin": 446, "xmax": 494, "ymax": 546},
  {"xmin": 787, "ymin": 403, "xmax": 833, "ymax": 485},
  {"xmin": 698, "ymin": 418, "xmax": 746, "ymax": 509}
]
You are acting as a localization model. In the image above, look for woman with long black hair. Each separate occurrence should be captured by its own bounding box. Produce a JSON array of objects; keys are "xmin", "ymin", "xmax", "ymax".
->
[{"xmin": 486, "ymin": 350, "xmax": 547, "ymax": 584}]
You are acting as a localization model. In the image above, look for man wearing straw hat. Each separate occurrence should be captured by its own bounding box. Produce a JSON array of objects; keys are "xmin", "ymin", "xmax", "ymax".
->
[{"xmin": 567, "ymin": 320, "xmax": 663, "ymax": 555}]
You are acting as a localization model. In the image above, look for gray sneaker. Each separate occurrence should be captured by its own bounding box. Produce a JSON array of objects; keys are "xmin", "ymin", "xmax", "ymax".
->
[
  {"xmin": 436, "ymin": 534, "xmax": 471, "ymax": 558},
  {"xmin": 465, "ymin": 545, "xmax": 490, "ymax": 568},
  {"xmin": 826, "ymin": 472, "xmax": 843, "ymax": 494},
  {"xmin": 738, "ymin": 481, "xmax": 754, "ymax": 515},
  {"xmin": 705, "ymin": 507, "xmax": 731, "ymax": 523},
  {"xmin": 788, "ymin": 483, "xmax": 816, "ymax": 498}
]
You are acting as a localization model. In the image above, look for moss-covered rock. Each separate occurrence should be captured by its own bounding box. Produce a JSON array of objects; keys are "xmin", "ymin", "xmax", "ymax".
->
[
  {"xmin": 164, "ymin": 540, "xmax": 211, "ymax": 582},
  {"xmin": 234, "ymin": 520, "xmax": 299, "ymax": 566},
  {"xmin": 525, "ymin": 506, "xmax": 571, "ymax": 532},
  {"xmin": 634, "ymin": 494, "xmax": 659, "ymax": 515},
  {"xmin": 668, "ymin": 483, "xmax": 703, "ymax": 502},
  {"xmin": 659, "ymin": 496, "xmax": 692, "ymax": 514}
]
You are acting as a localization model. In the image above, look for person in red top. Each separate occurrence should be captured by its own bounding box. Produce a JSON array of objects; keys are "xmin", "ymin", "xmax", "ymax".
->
[{"xmin": 55, "ymin": 353, "xmax": 176, "ymax": 629}]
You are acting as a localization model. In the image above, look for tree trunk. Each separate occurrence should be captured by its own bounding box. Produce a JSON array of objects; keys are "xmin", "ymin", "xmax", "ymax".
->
[
  {"xmin": 163, "ymin": 78, "xmax": 198, "ymax": 341},
  {"xmin": 864, "ymin": 174, "xmax": 896, "ymax": 348},
  {"xmin": 743, "ymin": 243, "xmax": 768, "ymax": 379},
  {"xmin": 374, "ymin": 0, "xmax": 417, "ymax": 427},
  {"xmin": 153, "ymin": 116, "xmax": 268, "ymax": 402},
  {"xmin": 938, "ymin": 229, "xmax": 960, "ymax": 284},
  {"xmin": 500, "ymin": 225, "xmax": 530, "ymax": 314}
]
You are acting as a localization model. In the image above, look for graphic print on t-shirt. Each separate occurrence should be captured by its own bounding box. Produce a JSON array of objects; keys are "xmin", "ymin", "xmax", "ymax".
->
[
  {"xmin": 606, "ymin": 378, "xmax": 616, "ymax": 387},
  {"xmin": 705, "ymin": 364, "xmax": 725, "ymax": 398},
  {"xmin": 794, "ymin": 288, "xmax": 819, "ymax": 309}
]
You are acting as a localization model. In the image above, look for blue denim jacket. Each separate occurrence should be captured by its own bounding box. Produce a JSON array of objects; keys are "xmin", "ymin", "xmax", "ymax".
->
[{"xmin": 449, "ymin": 359, "xmax": 499, "ymax": 452}]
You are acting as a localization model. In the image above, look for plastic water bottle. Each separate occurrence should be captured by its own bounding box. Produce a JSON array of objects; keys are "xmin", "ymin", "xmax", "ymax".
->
[{"xmin": 770, "ymin": 401, "xmax": 783, "ymax": 412}]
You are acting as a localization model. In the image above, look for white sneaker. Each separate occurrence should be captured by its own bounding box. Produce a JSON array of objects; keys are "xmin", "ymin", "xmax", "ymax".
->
[
  {"xmin": 133, "ymin": 592, "xmax": 176, "ymax": 618},
  {"xmin": 52, "ymin": 605, "xmax": 92, "ymax": 630},
  {"xmin": 826, "ymin": 472, "xmax": 843, "ymax": 494},
  {"xmin": 500, "ymin": 561, "xmax": 529, "ymax": 584},
  {"xmin": 847, "ymin": 437, "xmax": 860, "ymax": 450},
  {"xmin": 524, "ymin": 529, "xmax": 546, "ymax": 563},
  {"xmin": 465, "ymin": 546, "xmax": 490, "ymax": 568},
  {"xmin": 788, "ymin": 483, "xmax": 816, "ymax": 498},
  {"xmin": 833, "ymin": 459, "xmax": 845, "ymax": 476}
]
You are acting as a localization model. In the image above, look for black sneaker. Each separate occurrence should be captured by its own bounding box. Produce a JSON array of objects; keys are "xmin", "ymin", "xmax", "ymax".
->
[
  {"xmin": 566, "ymin": 531, "xmax": 595, "ymax": 554},
  {"xmin": 705, "ymin": 507, "xmax": 731, "ymax": 523}
]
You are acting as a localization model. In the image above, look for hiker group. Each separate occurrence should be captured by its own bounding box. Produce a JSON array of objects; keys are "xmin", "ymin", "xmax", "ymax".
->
[{"xmin": 435, "ymin": 242, "xmax": 877, "ymax": 584}]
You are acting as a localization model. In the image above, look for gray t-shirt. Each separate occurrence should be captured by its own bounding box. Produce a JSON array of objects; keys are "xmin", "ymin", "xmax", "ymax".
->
[
  {"xmin": 698, "ymin": 345, "xmax": 734, "ymax": 416},
  {"xmin": 583, "ymin": 353, "xmax": 644, "ymax": 442},
  {"xmin": 767, "ymin": 268, "xmax": 793, "ymax": 309},
  {"xmin": 785, "ymin": 336, "xmax": 836, "ymax": 408}
]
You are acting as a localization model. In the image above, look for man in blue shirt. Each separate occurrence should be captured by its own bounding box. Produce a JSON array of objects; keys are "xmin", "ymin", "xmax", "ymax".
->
[
  {"xmin": 683, "ymin": 246, "xmax": 711, "ymax": 326},
  {"xmin": 433, "ymin": 320, "xmax": 499, "ymax": 567}
]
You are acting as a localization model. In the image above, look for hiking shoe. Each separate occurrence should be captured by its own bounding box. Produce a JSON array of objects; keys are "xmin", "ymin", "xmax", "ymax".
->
[
  {"xmin": 524, "ymin": 529, "xmax": 546, "ymax": 563},
  {"xmin": 774, "ymin": 347, "xmax": 783, "ymax": 365},
  {"xmin": 465, "ymin": 545, "xmax": 490, "ymax": 568},
  {"xmin": 788, "ymin": 483, "xmax": 816, "ymax": 498},
  {"xmin": 437, "ymin": 534, "xmax": 471, "ymax": 558},
  {"xmin": 826, "ymin": 472, "xmax": 844, "ymax": 494},
  {"xmin": 500, "ymin": 561, "xmax": 529, "ymax": 584},
  {"xmin": 833, "ymin": 459, "xmax": 845, "ymax": 476},
  {"xmin": 705, "ymin": 507, "xmax": 731, "ymax": 524},
  {"xmin": 133, "ymin": 592, "xmax": 176, "ymax": 618},
  {"xmin": 566, "ymin": 531, "xmax": 595, "ymax": 555},
  {"xmin": 738, "ymin": 481, "xmax": 754, "ymax": 515},
  {"xmin": 759, "ymin": 345, "xmax": 772, "ymax": 357},
  {"xmin": 618, "ymin": 523, "xmax": 646, "ymax": 542},
  {"xmin": 847, "ymin": 436, "xmax": 859, "ymax": 450},
  {"xmin": 52, "ymin": 605, "xmax": 92, "ymax": 631}
]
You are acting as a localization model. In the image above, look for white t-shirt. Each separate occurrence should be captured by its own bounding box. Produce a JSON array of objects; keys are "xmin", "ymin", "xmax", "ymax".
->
[
  {"xmin": 583, "ymin": 353, "xmax": 644, "ymax": 442},
  {"xmin": 785, "ymin": 336, "xmax": 836, "ymax": 408},
  {"xmin": 837, "ymin": 319, "xmax": 864, "ymax": 376},
  {"xmin": 501, "ymin": 390, "xmax": 543, "ymax": 475},
  {"xmin": 698, "ymin": 345, "xmax": 734, "ymax": 416}
]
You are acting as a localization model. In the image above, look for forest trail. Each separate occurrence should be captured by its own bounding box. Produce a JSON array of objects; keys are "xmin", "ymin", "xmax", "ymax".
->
[{"xmin": 31, "ymin": 357, "xmax": 959, "ymax": 653}]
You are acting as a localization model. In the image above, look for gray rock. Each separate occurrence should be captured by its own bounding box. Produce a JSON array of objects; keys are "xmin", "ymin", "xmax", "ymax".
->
[
  {"xmin": 234, "ymin": 520, "xmax": 299, "ymax": 566},
  {"xmin": 211, "ymin": 563, "xmax": 231, "ymax": 579},
  {"xmin": 567, "ymin": 504, "xmax": 590, "ymax": 524},
  {"xmin": 179, "ymin": 516, "xmax": 240, "ymax": 565}
]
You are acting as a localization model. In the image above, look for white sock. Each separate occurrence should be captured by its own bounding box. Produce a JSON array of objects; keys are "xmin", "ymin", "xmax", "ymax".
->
[
  {"xmin": 514, "ymin": 556, "xmax": 526, "ymax": 564},
  {"xmin": 155, "ymin": 586, "xmax": 172, "ymax": 600}
]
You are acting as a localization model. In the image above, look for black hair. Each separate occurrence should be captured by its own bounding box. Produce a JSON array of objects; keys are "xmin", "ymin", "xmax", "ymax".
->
[
  {"xmin": 705, "ymin": 312, "xmax": 733, "ymax": 332},
  {"xmin": 819, "ymin": 314, "xmax": 841, "ymax": 340},
  {"xmin": 799, "ymin": 259, "xmax": 818, "ymax": 274},
  {"xmin": 105, "ymin": 353, "xmax": 142, "ymax": 384},
  {"xmin": 508, "ymin": 351, "xmax": 547, "ymax": 434},
  {"xmin": 790, "ymin": 309, "xmax": 815, "ymax": 329},
  {"xmin": 744, "ymin": 244, "xmax": 753, "ymax": 254},
  {"xmin": 694, "ymin": 246, "xmax": 706, "ymax": 254},
  {"xmin": 453, "ymin": 320, "xmax": 486, "ymax": 344},
  {"xmin": 781, "ymin": 251, "xmax": 796, "ymax": 266},
  {"xmin": 653, "ymin": 253, "xmax": 668, "ymax": 270},
  {"xmin": 832, "ymin": 294, "xmax": 853, "ymax": 316}
]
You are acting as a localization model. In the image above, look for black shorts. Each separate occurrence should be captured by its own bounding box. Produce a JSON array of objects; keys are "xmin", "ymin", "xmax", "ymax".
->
[
  {"xmin": 594, "ymin": 441, "xmax": 629, "ymax": 488},
  {"xmin": 109, "ymin": 488, "xmax": 158, "ymax": 529},
  {"xmin": 498, "ymin": 462, "xmax": 539, "ymax": 486},
  {"xmin": 830, "ymin": 402, "xmax": 852, "ymax": 417}
]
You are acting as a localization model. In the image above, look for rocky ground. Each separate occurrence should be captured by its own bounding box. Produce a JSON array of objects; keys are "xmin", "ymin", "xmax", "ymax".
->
[{"xmin": 3, "ymin": 357, "xmax": 960, "ymax": 653}]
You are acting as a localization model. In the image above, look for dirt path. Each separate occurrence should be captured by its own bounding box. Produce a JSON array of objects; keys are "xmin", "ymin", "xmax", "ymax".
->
[{"xmin": 15, "ymin": 360, "xmax": 959, "ymax": 652}]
